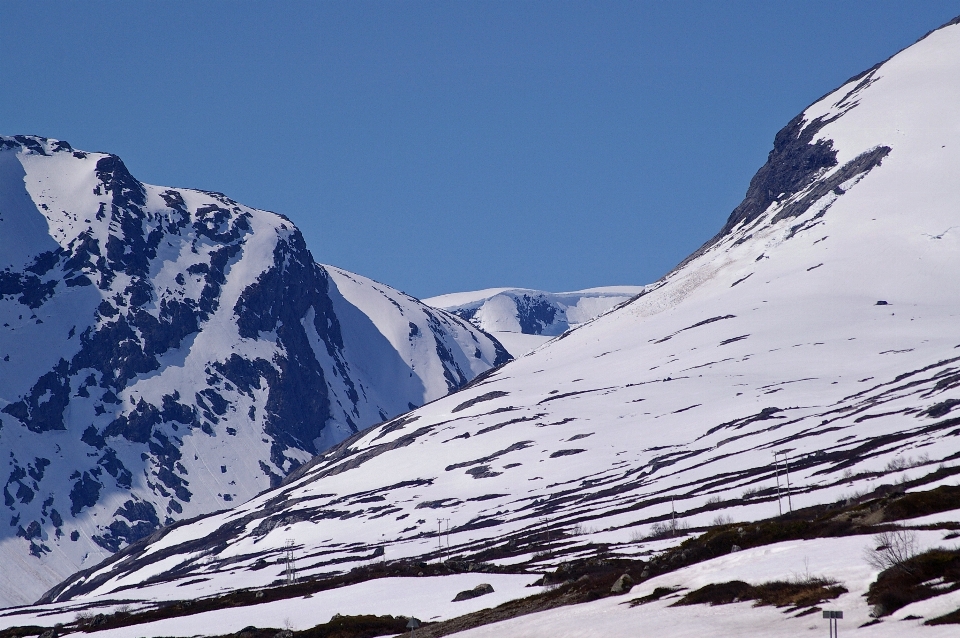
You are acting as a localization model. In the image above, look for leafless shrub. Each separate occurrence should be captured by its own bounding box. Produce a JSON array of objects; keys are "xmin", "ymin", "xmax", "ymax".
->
[
  {"xmin": 705, "ymin": 495, "xmax": 722, "ymax": 505},
  {"xmin": 649, "ymin": 519, "xmax": 689, "ymax": 539},
  {"xmin": 885, "ymin": 457, "xmax": 909, "ymax": 472},
  {"xmin": 742, "ymin": 487, "xmax": 760, "ymax": 500},
  {"xmin": 711, "ymin": 513, "xmax": 733, "ymax": 527},
  {"xmin": 842, "ymin": 488, "xmax": 869, "ymax": 506},
  {"xmin": 791, "ymin": 556, "xmax": 813, "ymax": 583},
  {"xmin": 864, "ymin": 529, "xmax": 918, "ymax": 573}
]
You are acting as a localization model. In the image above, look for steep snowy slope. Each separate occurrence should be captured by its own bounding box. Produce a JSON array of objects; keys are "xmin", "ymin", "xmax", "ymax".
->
[
  {"xmin": 39, "ymin": 15, "xmax": 960, "ymax": 619},
  {"xmin": 0, "ymin": 137, "xmax": 509, "ymax": 606},
  {"xmin": 424, "ymin": 286, "xmax": 645, "ymax": 356}
]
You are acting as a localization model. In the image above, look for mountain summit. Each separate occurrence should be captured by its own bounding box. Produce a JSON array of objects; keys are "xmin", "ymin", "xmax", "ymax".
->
[
  {"xmin": 41, "ymin": 17, "xmax": 960, "ymax": 609},
  {"xmin": 0, "ymin": 137, "xmax": 508, "ymax": 605}
]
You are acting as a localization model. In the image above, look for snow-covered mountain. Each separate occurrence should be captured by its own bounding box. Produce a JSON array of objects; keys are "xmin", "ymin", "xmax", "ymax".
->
[
  {"xmin": 0, "ymin": 136, "xmax": 510, "ymax": 606},
  {"xmin": 424, "ymin": 286, "xmax": 645, "ymax": 356},
  {"xmin": 28, "ymin": 14, "xmax": 960, "ymax": 627}
]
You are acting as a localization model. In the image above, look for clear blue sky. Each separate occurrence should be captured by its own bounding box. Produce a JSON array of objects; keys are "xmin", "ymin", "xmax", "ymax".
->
[{"xmin": 2, "ymin": 2, "xmax": 958, "ymax": 298}]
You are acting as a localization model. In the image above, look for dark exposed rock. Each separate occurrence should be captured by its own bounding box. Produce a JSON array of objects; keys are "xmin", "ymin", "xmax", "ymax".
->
[
  {"xmin": 453, "ymin": 391, "xmax": 509, "ymax": 413},
  {"xmin": 95, "ymin": 155, "xmax": 146, "ymax": 210},
  {"xmin": 92, "ymin": 499, "xmax": 162, "ymax": 551},
  {"xmin": 671, "ymin": 75, "xmax": 890, "ymax": 274},
  {"xmin": 610, "ymin": 573, "xmax": 634, "ymax": 594},
  {"xmin": 2, "ymin": 362, "xmax": 71, "ymax": 432},
  {"xmin": 445, "ymin": 441, "xmax": 533, "ymax": 471},
  {"xmin": 103, "ymin": 399, "xmax": 162, "ymax": 444},
  {"xmin": 515, "ymin": 294, "xmax": 558, "ymax": 335},
  {"xmin": 465, "ymin": 465, "xmax": 503, "ymax": 479},
  {"xmin": 69, "ymin": 472, "xmax": 102, "ymax": 516},
  {"xmin": 233, "ymin": 233, "xmax": 343, "ymax": 455},
  {"xmin": 425, "ymin": 311, "xmax": 470, "ymax": 392},
  {"xmin": 922, "ymin": 399, "xmax": 960, "ymax": 419},
  {"xmin": 721, "ymin": 113, "xmax": 839, "ymax": 237},
  {"xmin": 453, "ymin": 583, "xmax": 494, "ymax": 602},
  {"xmin": 549, "ymin": 448, "xmax": 586, "ymax": 458}
]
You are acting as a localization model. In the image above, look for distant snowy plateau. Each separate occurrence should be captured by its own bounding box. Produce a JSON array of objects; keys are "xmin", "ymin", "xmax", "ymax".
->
[
  {"xmin": 5, "ymin": 14, "xmax": 960, "ymax": 638},
  {"xmin": 424, "ymin": 286, "xmax": 645, "ymax": 356},
  {"xmin": 0, "ymin": 136, "xmax": 511, "ymax": 605}
]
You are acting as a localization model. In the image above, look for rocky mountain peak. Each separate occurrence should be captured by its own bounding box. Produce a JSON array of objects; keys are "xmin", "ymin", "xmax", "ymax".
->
[{"xmin": 0, "ymin": 136, "xmax": 509, "ymax": 605}]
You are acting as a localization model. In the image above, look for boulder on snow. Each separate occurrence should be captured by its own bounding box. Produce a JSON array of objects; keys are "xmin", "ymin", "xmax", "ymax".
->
[
  {"xmin": 453, "ymin": 583, "xmax": 495, "ymax": 602},
  {"xmin": 610, "ymin": 573, "xmax": 634, "ymax": 594}
]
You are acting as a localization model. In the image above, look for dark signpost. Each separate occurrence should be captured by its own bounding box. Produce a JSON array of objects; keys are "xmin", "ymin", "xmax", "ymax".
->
[{"xmin": 823, "ymin": 610, "xmax": 843, "ymax": 638}]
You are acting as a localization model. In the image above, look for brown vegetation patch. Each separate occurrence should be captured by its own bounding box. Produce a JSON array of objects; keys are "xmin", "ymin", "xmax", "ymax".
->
[
  {"xmin": 673, "ymin": 578, "xmax": 846, "ymax": 609},
  {"xmin": 628, "ymin": 586, "xmax": 684, "ymax": 607},
  {"xmin": 880, "ymin": 485, "xmax": 960, "ymax": 523},
  {"xmin": 866, "ymin": 548, "xmax": 960, "ymax": 619},
  {"xmin": 197, "ymin": 614, "xmax": 408, "ymax": 638}
]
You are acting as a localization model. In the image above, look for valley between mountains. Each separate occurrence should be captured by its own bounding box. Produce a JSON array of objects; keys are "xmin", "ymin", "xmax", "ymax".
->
[{"xmin": 4, "ymin": 13, "xmax": 960, "ymax": 638}]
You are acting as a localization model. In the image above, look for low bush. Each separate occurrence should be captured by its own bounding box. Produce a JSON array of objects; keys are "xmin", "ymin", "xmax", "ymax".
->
[
  {"xmin": 296, "ymin": 614, "xmax": 409, "ymax": 638},
  {"xmin": 866, "ymin": 548, "xmax": 960, "ymax": 618},
  {"xmin": 628, "ymin": 586, "xmax": 683, "ymax": 607},
  {"xmin": 673, "ymin": 581, "xmax": 753, "ymax": 606},
  {"xmin": 672, "ymin": 577, "xmax": 846, "ymax": 609},
  {"xmin": 863, "ymin": 529, "xmax": 918, "ymax": 572},
  {"xmin": 880, "ymin": 485, "xmax": 960, "ymax": 522}
]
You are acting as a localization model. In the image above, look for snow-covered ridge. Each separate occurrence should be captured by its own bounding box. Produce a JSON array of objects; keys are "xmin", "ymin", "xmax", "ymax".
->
[
  {"xmin": 424, "ymin": 286, "xmax": 646, "ymax": 356},
  {"xmin": 0, "ymin": 136, "xmax": 510, "ymax": 606},
  {"xmin": 30, "ymin": 14, "xmax": 960, "ymax": 628},
  {"xmin": 424, "ymin": 286, "xmax": 644, "ymax": 336}
]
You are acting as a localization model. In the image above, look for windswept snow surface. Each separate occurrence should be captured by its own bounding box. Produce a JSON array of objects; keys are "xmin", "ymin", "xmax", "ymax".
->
[
  {"xmin": 424, "ymin": 286, "xmax": 645, "ymax": 356},
  {"xmin": 0, "ymin": 137, "xmax": 509, "ymax": 606},
  {"xmin": 33, "ymin": 14, "xmax": 960, "ymax": 634}
]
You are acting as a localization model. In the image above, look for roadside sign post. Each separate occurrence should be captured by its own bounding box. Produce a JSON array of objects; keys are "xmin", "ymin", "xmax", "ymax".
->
[
  {"xmin": 823, "ymin": 610, "xmax": 842, "ymax": 638},
  {"xmin": 406, "ymin": 617, "xmax": 421, "ymax": 637}
]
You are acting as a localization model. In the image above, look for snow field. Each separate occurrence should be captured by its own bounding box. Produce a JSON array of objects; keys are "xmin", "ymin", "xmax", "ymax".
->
[{"xmin": 0, "ymin": 574, "xmax": 541, "ymax": 637}]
